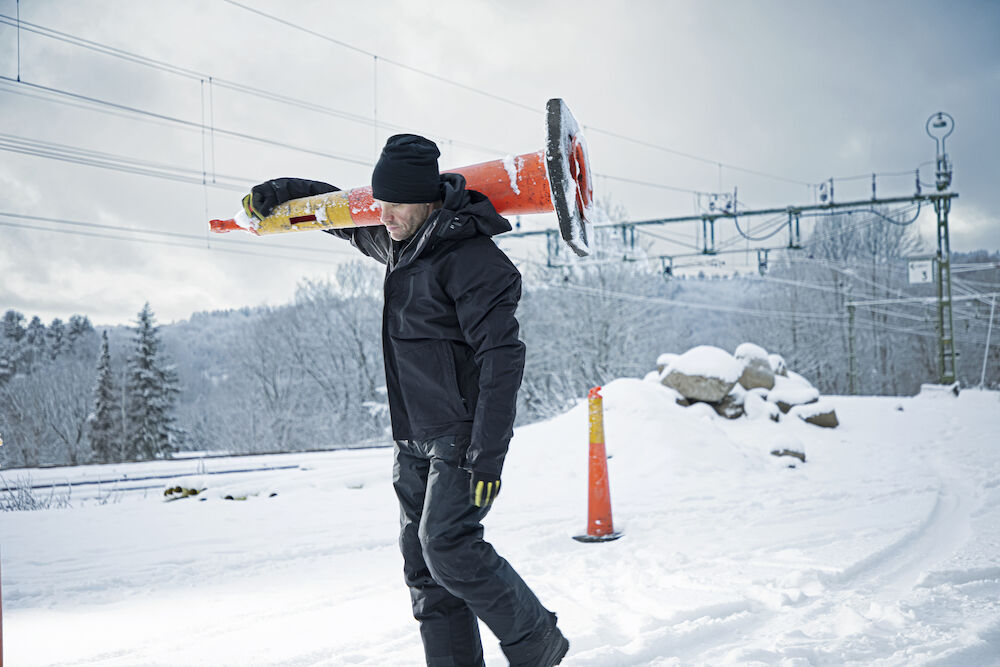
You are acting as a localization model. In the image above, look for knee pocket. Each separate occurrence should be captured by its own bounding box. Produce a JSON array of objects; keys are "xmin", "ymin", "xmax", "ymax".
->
[{"xmin": 420, "ymin": 534, "xmax": 480, "ymax": 585}]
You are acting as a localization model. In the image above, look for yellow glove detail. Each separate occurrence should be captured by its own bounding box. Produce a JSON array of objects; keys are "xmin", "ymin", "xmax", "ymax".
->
[{"xmin": 473, "ymin": 479, "xmax": 500, "ymax": 508}]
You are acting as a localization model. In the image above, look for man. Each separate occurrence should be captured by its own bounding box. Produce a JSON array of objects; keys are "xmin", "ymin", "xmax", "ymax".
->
[{"xmin": 244, "ymin": 134, "xmax": 569, "ymax": 667}]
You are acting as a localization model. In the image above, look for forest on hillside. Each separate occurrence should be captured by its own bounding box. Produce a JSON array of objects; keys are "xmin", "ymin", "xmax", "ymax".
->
[{"xmin": 1, "ymin": 216, "xmax": 997, "ymax": 468}]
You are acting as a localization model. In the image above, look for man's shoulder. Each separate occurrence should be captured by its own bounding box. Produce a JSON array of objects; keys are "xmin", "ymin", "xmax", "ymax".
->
[{"xmin": 444, "ymin": 235, "xmax": 515, "ymax": 266}]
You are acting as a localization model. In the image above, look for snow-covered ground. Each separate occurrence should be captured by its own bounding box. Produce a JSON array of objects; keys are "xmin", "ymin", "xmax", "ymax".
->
[{"xmin": 2, "ymin": 380, "xmax": 999, "ymax": 666}]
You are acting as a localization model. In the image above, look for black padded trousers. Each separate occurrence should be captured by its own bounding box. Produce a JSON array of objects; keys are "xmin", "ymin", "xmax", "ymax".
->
[{"xmin": 393, "ymin": 437, "xmax": 556, "ymax": 667}]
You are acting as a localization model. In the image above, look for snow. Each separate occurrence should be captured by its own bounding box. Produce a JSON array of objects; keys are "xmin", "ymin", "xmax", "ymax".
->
[
  {"xmin": 734, "ymin": 342, "xmax": 768, "ymax": 361},
  {"xmin": 666, "ymin": 344, "xmax": 745, "ymax": 383},
  {"xmin": 501, "ymin": 154, "xmax": 521, "ymax": 195},
  {"xmin": 3, "ymin": 384, "xmax": 1000, "ymax": 665},
  {"xmin": 789, "ymin": 399, "xmax": 835, "ymax": 419},
  {"xmin": 769, "ymin": 373, "xmax": 821, "ymax": 407},
  {"xmin": 232, "ymin": 207, "xmax": 260, "ymax": 233},
  {"xmin": 769, "ymin": 353, "xmax": 788, "ymax": 376},
  {"xmin": 655, "ymin": 352, "xmax": 677, "ymax": 369}
]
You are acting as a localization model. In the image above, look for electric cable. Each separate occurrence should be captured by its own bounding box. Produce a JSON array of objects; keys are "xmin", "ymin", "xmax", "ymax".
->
[
  {"xmin": 867, "ymin": 203, "xmax": 922, "ymax": 226},
  {"xmin": 0, "ymin": 75, "xmax": 374, "ymax": 167},
  {"xmin": 0, "ymin": 14, "xmax": 508, "ymax": 158},
  {"xmin": 0, "ymin": 133, "xmax": 252, "ymax": 191},
  {"xmin": 0, "ymin": 220, "xmax": 348, "ymax": 265},
  {"xmin": 217, "ymin": 2, "xmax": 813, "ymax": 186},
  {"xmin": 0, "ymin": 211, "xmax": 354, "ymax": 256}
]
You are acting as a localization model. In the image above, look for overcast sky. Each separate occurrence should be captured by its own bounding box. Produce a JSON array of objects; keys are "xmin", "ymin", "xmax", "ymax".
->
[{"xmin": 1, "ymin": 0, "xmax": 997, "ymax": 327}]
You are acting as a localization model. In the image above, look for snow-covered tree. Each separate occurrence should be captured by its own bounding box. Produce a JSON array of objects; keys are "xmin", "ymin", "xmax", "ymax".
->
[
  {"xmin": 47, "ymin": 318, "xmax": 66, "ymax": 360},
  {"xmin": 67, "ymin": 315, "xmax": 95, "ymax": 351},
  {"xmin": 2, "ymin": 309, "xmax": 26, "ymax": 342},
  {"xmin": 124, "ymin": 303, "xmax": 180, "ymax": 460},
  {"xmin": 89, "ymin": 331, "xmax": 120, "ymax": 463}
]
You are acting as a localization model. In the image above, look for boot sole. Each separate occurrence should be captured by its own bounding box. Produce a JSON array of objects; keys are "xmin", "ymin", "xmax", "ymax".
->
[{"xmin": 540, "ymin": 636, "xmax": 569, "ymax": 666}]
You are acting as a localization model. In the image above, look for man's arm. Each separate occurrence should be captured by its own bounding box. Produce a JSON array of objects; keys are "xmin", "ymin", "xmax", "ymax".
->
[
  {"xmin": 323, "ymin": 227, "xmax": 391, "ymax": 265},
  {"xmin": 443, "ymin": 241, "xmax": 526, "ymax": 477},
  {"xmin": 245, "ymin": 178, "xmax": 390, "ymax": 264}
]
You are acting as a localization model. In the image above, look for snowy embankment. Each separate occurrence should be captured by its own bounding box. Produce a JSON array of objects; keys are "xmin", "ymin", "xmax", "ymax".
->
[{"xmin": 2, "ymin": 382, "xmax": 999, "ymax": 666}]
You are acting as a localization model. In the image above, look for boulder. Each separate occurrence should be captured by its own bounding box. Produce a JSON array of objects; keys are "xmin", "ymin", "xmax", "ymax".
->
[
  {"xmin": 656, "ymin": 352, "xmax": 678, "ymax": 374},
  {"xmin": 768, "ymin": 353, "xmax": 788, "ymax": 377},
  {"xmin": 713, "ymin": 385, "xmax": 746, "ymax": 419},
  {"xmin": 734, "ymin": 342, "xmax": 769, "ymax": 361},
  {"xmin": 661, "ymin": 345, "xmax": 744, "ymax": 403},
  {"xmin": 734, "ymin": 343, "xmax": 775, "ymax": 391},
  {"xmin": 769, "ymin": 374, "xmax": 819, "ymax": 413},
  {"xmin": 771, "ymin": 448, "xmax": 806, "ymax": 463},
  {"xmin": 790, "ymin": 401, "xmax": 839, "ymax": 428},
  {"xmin": 738, "ymin": 357, "xmax": 775, "ymax": 391}
]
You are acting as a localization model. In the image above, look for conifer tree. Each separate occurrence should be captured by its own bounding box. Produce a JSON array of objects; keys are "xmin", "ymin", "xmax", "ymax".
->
[
  {"xmin": 89, "ymin": 330, "xmax": 120, "ymax": 463},
  {"xmin": 123, "ymin": 303, "xmax": 180, "ymax": 460},
  {"xmin": 47, "ymin": 318, "xmax": 66, "ymax": 360}
]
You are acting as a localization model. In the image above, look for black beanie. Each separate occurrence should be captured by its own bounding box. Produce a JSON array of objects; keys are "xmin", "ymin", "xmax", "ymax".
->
[{"xmin": 371, "ymin": 134, "xmax": 442, "ymax": 204}]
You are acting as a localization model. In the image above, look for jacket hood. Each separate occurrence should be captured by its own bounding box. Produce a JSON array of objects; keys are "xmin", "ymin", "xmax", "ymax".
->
[{"xmin": 435, "ymin": 172, "xmax": 512, "ymax": 240}]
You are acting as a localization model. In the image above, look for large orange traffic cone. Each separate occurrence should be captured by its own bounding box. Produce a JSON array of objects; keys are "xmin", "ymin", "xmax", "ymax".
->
[
  {"xmin": 573, "ymin": 386, "xmax": 623, "ymax": 543},
  {"xmin": 209, "ymin": 99, "xmax": 593, "ymax": 256}
]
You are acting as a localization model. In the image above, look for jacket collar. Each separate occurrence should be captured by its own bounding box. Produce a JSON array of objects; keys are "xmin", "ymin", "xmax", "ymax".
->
[{"xmin": 388, "ymin": 173, "xmax": 511, "ymax": 271}]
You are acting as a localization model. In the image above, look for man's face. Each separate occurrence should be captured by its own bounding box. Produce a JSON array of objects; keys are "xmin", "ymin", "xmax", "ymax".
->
[{"xmin": 378, "ymin": 201, "xmax": 433, "ymax": 241}]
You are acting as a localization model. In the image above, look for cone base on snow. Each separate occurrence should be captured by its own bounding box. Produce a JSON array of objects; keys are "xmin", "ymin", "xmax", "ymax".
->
[{"xmin": 573, "ymin": 532, "xmax": 623, "ymax": 543}]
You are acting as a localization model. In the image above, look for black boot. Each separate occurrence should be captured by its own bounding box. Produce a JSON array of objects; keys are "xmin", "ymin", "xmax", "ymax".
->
[{"xmin": 503, "ymin": 613, "xmax": 569, "ymax": 667}]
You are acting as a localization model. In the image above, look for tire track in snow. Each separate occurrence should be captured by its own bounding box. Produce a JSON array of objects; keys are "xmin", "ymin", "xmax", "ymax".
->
[{"xmin": 682, "ymin": 471, "xmax": 980, "ymax": 665}]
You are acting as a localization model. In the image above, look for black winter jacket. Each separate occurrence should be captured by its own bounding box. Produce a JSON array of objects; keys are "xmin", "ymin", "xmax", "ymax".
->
[{"xmin": 318, "ymin": 173, "xmax": 525, "ymax": 476}]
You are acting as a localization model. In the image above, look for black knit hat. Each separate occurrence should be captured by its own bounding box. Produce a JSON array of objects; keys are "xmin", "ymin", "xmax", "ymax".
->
[{"xmin": 371, "ymin": 134, "xmax": 441, "ymax": 203}]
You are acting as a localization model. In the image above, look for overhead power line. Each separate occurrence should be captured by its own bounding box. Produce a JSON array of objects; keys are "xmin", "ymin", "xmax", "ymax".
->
[
  {"xmin": 4, "ymin": 10, "xmax": 828, "ymax": 194},
  {"xmin": 0, "ymin": 75, "xmax": 374, "ymax": 167},
  {"xmin": 0, "ymin": 212, "xmax": 359, "ymax": 264},
  {"xmin": 218, "ymin": 2, "xmax": 811, "ymax": 186},
  {"xmin": 0, "ymin": 14, "xmax": 508, "ymax": 158},
  {"xmin": 0, "ymin": 132, "xmax": 252, "ymax": 190},
  {"xmin": 220, "ymin": 0, "xmax": 542, "ymax": 115}
]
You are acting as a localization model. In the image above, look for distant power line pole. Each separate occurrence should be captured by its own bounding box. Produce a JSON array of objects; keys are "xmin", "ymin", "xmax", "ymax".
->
[{"xmin": 927, "ymin": 112, "xmax": 957, "ymax": 385}]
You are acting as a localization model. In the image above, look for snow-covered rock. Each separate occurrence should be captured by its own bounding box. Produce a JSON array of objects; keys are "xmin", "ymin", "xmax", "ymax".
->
[
  {"xmin": 738, "ymin": 358, "xmax": 775, "ymax": 391},
  {"xmin": 734, "ymin": 343, "xmax": 775, "ymax": 391},
  {"xmin": 656, "ymin": 352, "xmax": 678, "ymax": 373},
  {"xmin": 713, "ymin": 384, "xmax": 747, "ymax": 419},
  {"xmin": 769, "ymin": 374, "xmax": 820, "ymax": 413},
  {"xmin": 661, "ymin": 345, "xmax": 744, "ymax": 403},
  {"xmin": 790, "ymin": 400, "xmax": 839, "ymax": 428},
  {"xmin": 734, "ymin": 342, "xmax": 769, "ymax": 361},
  {"xmin": 768, "ymin": 353, "xmax": 788, "ymax": 377}
]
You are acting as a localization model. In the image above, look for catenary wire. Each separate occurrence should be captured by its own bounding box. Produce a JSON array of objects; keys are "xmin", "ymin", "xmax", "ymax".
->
[
  {"xmin": 0, "ymin": 211, "xmax": 357, "ymax": 256},
  {"xmin": 218, "ymin": 2, "xmax": 813, "ymax": 187},
  {"xmin": 0, "ymin": 220, "xmax": 351, "ymax": 265},
  {"xmin": 0, "ymin": 75, "xmax": 374, "ymax": 167}
]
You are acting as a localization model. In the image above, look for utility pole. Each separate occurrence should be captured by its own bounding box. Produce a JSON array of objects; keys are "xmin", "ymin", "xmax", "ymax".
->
[
  {"xmin": 927, "ymin": 112, "xmax": 957, "ymax": 385},
  {"xmin": 981, "ymin": 294, "xmax": 996, "ymax": 388},
  {"xmin": 848, "ymin": 302, "xmax": 857, "ymax": 395}
]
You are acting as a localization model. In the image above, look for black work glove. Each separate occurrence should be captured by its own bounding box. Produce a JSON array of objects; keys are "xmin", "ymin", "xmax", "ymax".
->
[
  {"xmin": 470, "ymin": 471, "xmax": 501, "ymax": 508},
  {"xmin": 241, "ymin": 178, "xmax": 340, "ymax": 220}
]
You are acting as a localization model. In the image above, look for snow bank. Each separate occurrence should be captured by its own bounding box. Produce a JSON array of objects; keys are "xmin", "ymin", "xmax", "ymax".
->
[{"xmin": 3, "ymin": 387, "xmax": 1000, "ymax": 665}]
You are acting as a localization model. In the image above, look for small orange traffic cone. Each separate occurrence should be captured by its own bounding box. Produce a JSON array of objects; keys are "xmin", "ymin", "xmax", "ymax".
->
[
  {"xmin": 574, "ymin": 386, "xmax": 623, "ymax": 543},
  {"xmin": 209, "ymin": 99, "xmax": 593, "ymax": 257},
  {"xmin": 1, "ymin": 551, "xmax": 5, "ymax": 667}
]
